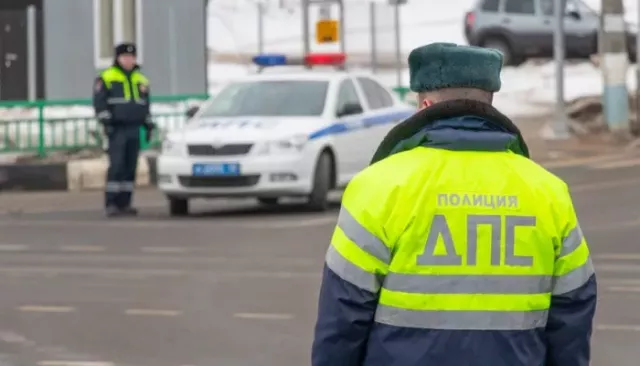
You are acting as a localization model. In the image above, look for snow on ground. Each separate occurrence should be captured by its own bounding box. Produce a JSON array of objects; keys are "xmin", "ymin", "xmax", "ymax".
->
[
  {"xmin": 207, "ymin": 0, "xmax": 638, "ymax": 55},
  {"xmin": 2, "ymin": 0, "xmax": 639, "ymax": 152},
  {"xmin": 0, "ymin": 60, "xmax": 635, "ymax": 152}
]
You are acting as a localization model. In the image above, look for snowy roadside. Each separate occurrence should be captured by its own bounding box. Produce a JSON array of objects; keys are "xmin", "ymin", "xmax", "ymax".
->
[{"xmin": 0, "ymin": 61, "xmax": 631, "ymax": 155}]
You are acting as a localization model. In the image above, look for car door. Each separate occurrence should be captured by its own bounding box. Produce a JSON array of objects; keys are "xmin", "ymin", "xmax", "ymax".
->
[
  {"xmin": 332, "ymin": 78, "xmax": 366, "ymax": 184},
  {"xmin": 355, "ymin": 76, "xmax": 401, "ymax": 162},
  {"xmin": 502, "ymin": 0, "xmax": 548, "ymax": 56},
  {"xmin": 539, "ymin": 0, "xmax": 597, "ymax": 57}
]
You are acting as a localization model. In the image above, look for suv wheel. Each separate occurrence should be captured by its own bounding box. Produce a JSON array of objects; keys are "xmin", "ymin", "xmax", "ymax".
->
[{"xmin": 483, "ymin": 38, "xmax": 518, "ymax": 66}]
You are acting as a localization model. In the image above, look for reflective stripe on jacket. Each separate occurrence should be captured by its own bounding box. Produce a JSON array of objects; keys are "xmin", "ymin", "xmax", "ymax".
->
[
  {"xmin": 93, "ymin": 65, "xmax": 150, "ymax": 125},
  {"xmin": 312, "ymin": 110, "xmax": 596, "ymax": 366}
]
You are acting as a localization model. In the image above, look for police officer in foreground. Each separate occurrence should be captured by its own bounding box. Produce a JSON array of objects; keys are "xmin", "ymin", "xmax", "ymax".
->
[
  {"xmin": 312, "ymin": 43, "xmax": 596, "ymax": 366},
  {"xmin": 93, "ymin": 43, "xmax": 155, "ymax": 217}
]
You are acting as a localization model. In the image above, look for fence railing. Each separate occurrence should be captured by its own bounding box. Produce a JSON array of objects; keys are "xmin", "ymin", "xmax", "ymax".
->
[
  {"xmin": 0, "ymin": 89, "xmax": 413, "ymax": 157},
  {"xmin": 0, "ymin": 94, "xmax": 208, "ymax": 157}
]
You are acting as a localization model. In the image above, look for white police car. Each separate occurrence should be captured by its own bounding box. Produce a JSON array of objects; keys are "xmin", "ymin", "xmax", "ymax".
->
[{"xmin": 156, "ymin": 53, "xmax": 414, "ymax": 216}]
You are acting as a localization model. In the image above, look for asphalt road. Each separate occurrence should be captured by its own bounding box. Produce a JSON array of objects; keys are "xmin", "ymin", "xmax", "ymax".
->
[{"xmin": 1, "ymin": 152, "xmax": 640, "ymax": 366}]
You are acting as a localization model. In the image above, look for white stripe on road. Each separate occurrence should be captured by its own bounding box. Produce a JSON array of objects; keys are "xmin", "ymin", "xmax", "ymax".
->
[
  {"xmin": 18, "ymin": 305, "xmax": 75, "ymax": 313},
  {"xmin": 141, "ymin": 246, "xmax": 188, "ymax": 253},
  {"xmin": 588, "ymin": 157, "xmax": 640, "ymax": 170},
  {"xmin": 596, "ymin": 264, "xmax": 640, "ymax": 273},
  {"xmin": 59, "ymin": 245, "xmax": 105, "ymax": 252},
  {"xmin": 606, "ymin": 286, "xmax": 640, "ymax": 293},
  {"xmin": 38, "ymin": 362, "xmax": 114, "ymax": 366},
  {"xmin": 125, "ymin": 309, "xmax": 182, "ymax": 316},
  {"xmin": 595, "ymin": 254, "xmax": 640, "ymax": 260},
  {"xmin": 596, "ymin": 324, "xmax": 640, "ymax": 332},
  {"xmin": 0, "ymin": 244, "xmax": 29, "ymax": 251},
  {"xmin": 233, "ymin": 312, "xmax": 294, "ymax": 320}
]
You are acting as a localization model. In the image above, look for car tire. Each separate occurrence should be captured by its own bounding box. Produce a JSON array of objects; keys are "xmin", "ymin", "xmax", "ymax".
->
[
  {"xmin": 306, "ymin": 152, "xmax": 332, "ymax": 212},
  {"xmin": 257, "ymin": 197, "xmax": 279, "ymax": 206},
  {"xmin": 483, "ymin": 37, "xmax": 518, "ymax": 66},
  {"xmin": 168, "ymin": 196, "xmax": 189, "ymax": 216}
]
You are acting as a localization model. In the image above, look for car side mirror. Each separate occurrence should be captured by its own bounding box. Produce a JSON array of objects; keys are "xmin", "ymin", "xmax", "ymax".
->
[
  {"xmin": 567, "ymin": 10, "xmax": 581, "ymax": 20},
  {"xmin": 337, "ymin": 103, "xmax": 363, "ymax": 117},
  {"xmin": 186, "ymin": 106, "xmax": 200, "ymax": 119}
]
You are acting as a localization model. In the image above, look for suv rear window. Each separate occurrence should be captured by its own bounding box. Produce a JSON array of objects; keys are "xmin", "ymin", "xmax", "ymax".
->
[
  {"xmin": 505, "ymin": 0, "xmax": 535, "ymax": 14},
  {"xmin": 481, "ymin": 0, "xmax": 500, "ymax": 11}
]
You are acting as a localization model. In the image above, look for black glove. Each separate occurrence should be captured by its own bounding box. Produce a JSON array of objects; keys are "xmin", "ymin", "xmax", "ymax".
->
[
  {"xmin": 101, "ymin": 121, "xmax": 114, "ymax": 136},
  {"xmin": 144, "ymin": 121, "xmax": 156, "ymax": 143}
]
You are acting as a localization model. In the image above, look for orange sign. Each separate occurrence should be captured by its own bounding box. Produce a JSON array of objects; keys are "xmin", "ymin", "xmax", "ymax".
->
[{"xmin": 316, "ymin": 20, "xmax": 339, "ymax": 44}]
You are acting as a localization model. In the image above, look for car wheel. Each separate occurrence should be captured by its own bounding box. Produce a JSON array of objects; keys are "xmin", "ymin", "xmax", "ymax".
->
[
  {"xmin": 257, "ymin": 197, "xmax": 279, "ymax": 206},
  {"xmin": 306, "ymin": 152, "xmax": 332, "ymax": 212},
  {"xmin": 483, "ymin": 38, "xmax": 517, "ymax": 66},
  {"xmin": 168, "ymin": 196, "xmax": 189, "ymax": 216}
]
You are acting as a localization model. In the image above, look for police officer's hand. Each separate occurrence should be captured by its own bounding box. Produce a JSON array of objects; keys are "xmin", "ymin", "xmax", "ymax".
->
[
  {"xmin": 102, "ymin": 123, "xmax": 114, "ymax": 137},
  {"xmin": 144, "ymin": 121, "xmax": 156, "ymax": 143}
]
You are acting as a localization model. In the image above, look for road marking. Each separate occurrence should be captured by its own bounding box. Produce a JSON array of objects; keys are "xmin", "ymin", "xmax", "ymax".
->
[
  {"xmin": 606, "ymin": 286, "xmax": 640, "ymax": 293},
  {"xmin": 543, "ymin": 152, "xmax": 631, "ymax": 169},
  {"xmin": 140, "ymin": 246, "xmax": 188, "ymax": 253},
  {"xmin": 596, "ymin": 324, "xmax": 640, "ymax": 332},
  {"xmin": 38, "ymin": 362, "xmax": 114, "ymax": 366},
  {"xmin": 238, "ymin": 216, "xmax": 337, "ymax": 229},
  {"xmin": 0, "ymin": 244, "xmax": 29, "ymax": 251},
  {"xmin": 570, "ymin": 178, "xmax": 640, "ymax": 193},
  {"xmin": 18, "ymin": 305, "xmax": 75, "ymax": 313},
  {"xmin": 595, "ymin": 253, "xmax": 640, "ymax": 260},
  {"xmin": 59, "ymin": 245, "xmax": 105, "ymax": 252},
  {"xmin": 589, "ymin": 157, "xmax": 640, "ymax": 170},
  {"xmin": 596, "ymin": 264, "xmax": 640, "ymax": 273},
  {"xmin": 125, "ymin": 309, "xmax": 182, "ymax": 316},
  {"xmin": 233, "ymin": 312, "xmax": 294, "ymax": 320}
]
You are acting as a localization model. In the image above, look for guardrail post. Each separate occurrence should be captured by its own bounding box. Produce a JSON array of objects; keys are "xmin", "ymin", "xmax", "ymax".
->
[{"xmin": 37, "ymin": 102, "xmax": 46, "ymax": 157}]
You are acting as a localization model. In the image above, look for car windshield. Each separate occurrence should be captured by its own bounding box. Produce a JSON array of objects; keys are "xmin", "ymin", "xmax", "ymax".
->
[{"xmin": 198, "ymin": 80, "xmax": 329, "ymax": 117}]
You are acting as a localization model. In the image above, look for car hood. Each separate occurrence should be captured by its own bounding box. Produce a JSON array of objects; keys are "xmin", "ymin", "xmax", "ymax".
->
[{"xmin": 167, "ymin": 116, "xmax": 326, "ymax": 143}]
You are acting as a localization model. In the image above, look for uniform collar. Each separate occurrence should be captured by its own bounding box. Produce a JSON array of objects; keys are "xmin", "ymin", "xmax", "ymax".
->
[{"xmin": 370, "ymin": 99, "xmax": 530, "ymax": 165}]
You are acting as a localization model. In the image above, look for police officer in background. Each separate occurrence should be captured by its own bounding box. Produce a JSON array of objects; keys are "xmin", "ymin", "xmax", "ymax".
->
[
  {"xmin": 93, "ymin": 43, "xmax": 155, "ymax": 217},
  {"xmin": 312, "ymin": 43, "xmax": 596, "ymax": 366}
]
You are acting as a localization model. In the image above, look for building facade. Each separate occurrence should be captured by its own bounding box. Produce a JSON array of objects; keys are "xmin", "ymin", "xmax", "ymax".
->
[{"xmin": 0, "ymin": 0, "xmax": 208, "ymax": 101}]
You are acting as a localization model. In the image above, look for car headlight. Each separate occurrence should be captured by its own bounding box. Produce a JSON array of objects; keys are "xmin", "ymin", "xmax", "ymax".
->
[
  {"xmin": 255, "ymin": 134, "xmax": 308, "ymax": 155},
  {"xmin": 161, "ymin": 139, "xmax": 185, "ymax": 156}
]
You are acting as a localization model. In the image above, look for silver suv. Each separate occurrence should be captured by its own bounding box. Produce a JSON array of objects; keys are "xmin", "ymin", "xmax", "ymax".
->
[{"xmin": 464, "ymin": 0, "xmax": 637, "ymax": 65}]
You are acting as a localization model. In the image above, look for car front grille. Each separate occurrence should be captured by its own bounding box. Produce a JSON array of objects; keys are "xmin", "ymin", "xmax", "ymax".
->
[
  {"xmin": 178, "ymin": 175, "xmax": 260, "ymax": 188},
  {"xmin": 187, "ymin": 144, "xmax": 253, "ymax": 156}
]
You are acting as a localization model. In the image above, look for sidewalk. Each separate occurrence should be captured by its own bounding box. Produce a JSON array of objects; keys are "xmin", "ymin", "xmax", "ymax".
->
[{"xmin": 515, "ymin": 115, "xmax": 623, "ymax": 163}]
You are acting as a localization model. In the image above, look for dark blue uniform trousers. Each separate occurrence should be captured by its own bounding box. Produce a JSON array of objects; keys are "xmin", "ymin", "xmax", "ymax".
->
[{"xmin": 105, "ymin": 126, "xmax": 140, "ymax": 209}]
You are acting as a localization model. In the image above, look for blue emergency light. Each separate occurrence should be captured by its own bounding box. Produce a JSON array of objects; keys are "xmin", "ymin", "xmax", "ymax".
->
[
  {"xmin": 251, "ymin": 52, "xmax": 346, "ymax": 68},
  {"xmin": 252, "ymin": 54, "xmax": 289, "ymax": 67}
]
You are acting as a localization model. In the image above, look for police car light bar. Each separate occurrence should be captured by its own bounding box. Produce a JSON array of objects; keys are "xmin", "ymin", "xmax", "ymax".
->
[
  {"xmin": 251, "ymin": 53, "xmax": 347, "ymax": 69},
  {"xmin": 304, "ymin": 52, "xmax": 346, "ymax": 66}
]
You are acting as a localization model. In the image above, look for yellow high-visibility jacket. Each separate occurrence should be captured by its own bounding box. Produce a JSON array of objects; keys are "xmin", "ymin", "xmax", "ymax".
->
[{"xmin": 312, "ymin": 100, "xmax": 596, "ymax": 366}]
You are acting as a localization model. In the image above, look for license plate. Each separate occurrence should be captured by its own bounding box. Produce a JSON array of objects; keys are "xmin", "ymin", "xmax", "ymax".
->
[{"xmin": 192, "ymin": 163, "xmax": 240, "ymax": 176}]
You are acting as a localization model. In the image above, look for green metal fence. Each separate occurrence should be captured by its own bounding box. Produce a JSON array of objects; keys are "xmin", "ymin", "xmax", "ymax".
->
[
  {"xmin": 0, "ymin": 94, "xmax": 208, "ymax": 157},
  {"xmin": 0, "ymin": 88, "xmax": 413, "ymax": 157}
]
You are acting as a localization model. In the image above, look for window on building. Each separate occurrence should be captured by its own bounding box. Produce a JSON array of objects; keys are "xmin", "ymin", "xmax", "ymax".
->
[
  {"xmin": 121, "ymin": 0, "xmax": 137, "ymax": 44},
  {"xmin": 97, "ymin": 0, "xmax": 114, "ymax": 62},
  {"xmin": 94, "ymin": 0, "xmax": 143, "ymax": 68}
]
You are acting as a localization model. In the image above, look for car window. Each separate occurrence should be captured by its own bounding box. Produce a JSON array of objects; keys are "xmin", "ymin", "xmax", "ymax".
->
[
  {"xmin": 541, "ymin": 0, "xmax": 595, "ymax": 16},
  {"xmin": 481, "ymin": 0, "xmax": 500, "ymax": 12},
  {"xmin": 357, "ymin": 77, "xmax": 394, "ymax": 110},
  {"xmin": 504, "ymin": 0, "xmax": 535, "ymax": 14},
  {"xmin": 335, "ymin": 79, "xmax": 363, "ymax": 116},
  {"xmin": 197, "ymin": 80, "xmax": 328, "ymax": 117}
]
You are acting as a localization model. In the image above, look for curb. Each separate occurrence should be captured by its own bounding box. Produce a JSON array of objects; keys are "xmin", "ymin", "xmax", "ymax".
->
[{"xmin": 0, "ymin": 156, "xmax": 158, "ymax": 192}]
